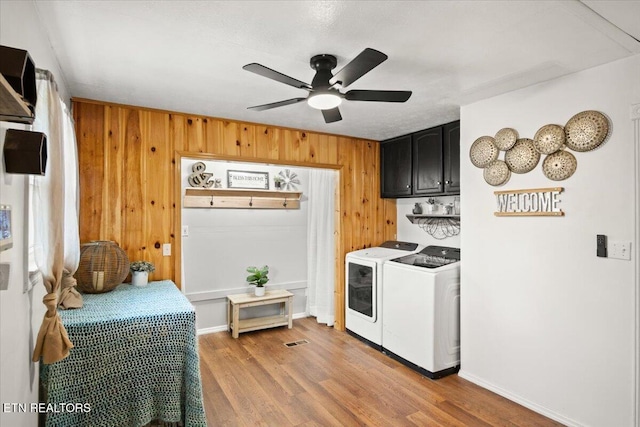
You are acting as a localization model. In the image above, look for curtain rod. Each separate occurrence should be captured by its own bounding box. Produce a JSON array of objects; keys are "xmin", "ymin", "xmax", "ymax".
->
[{"xmin": 36, "ymin": 68, "xmax": 58, "ymax": 92}]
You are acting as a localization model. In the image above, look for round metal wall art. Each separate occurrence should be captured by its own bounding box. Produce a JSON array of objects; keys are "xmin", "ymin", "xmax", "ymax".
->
[
  {"xmin": 542, "ymin": 150, "xmax": 577, "ymax": 181},
  {"xmin": 533, "ymin": 124, "xmax": 565, "ymax": 154},
  {"xmin": 504, "ymin": 138, "xmax": 540, "ymax": 174},
  {"xmin": 469, "ymin": 136, "xmax": 499, "ymax": 168},
  {"xmin": 483, "ymin": 160, "xmax": 511, "ymax": 186},
  {"xmin": 494, "ymin": 128, "xmax": 518, "ymax": 151},
  {"xmin": 564, "ymin": 110, "xmax": 609, "ymax": 152}
]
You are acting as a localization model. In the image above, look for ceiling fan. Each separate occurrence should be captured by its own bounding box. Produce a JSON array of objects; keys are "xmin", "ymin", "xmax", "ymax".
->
[{"xmin": 242, "ymin": 48, "xmax": 412, "ymax": 123}]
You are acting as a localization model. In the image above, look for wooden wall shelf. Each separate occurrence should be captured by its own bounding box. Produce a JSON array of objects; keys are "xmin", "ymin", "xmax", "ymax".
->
[
  {"xmin": 406, "ymin": 214, "xmax": 460, "ymax": 223},
  {"xmin": 184, "ymin": 188, "xmax": 302, "ymax": 209},
  {"xmin": 0, "ymin": 74, "xmax": 34, "ymax": 124},
  {"xmin": 405, "ymin": 214, "xmax": 460, "ymax": 240}
]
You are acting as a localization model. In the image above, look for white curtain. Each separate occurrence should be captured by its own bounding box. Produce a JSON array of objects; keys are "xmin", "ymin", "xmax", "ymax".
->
[
  {"xmin": 306, "ymin": 169, "xmax": 336, "ymax": 326},
  {"xmin": 31, "ymin": 75, "xmax": 82, "ymax": 364}
]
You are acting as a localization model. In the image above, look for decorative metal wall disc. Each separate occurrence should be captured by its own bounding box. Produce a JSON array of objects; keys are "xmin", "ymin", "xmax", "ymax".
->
[
  {"xmin": 483, "ymin": 160, "xmax": 511, "ymax": 186},
  {"xmin": 494, "ymin": 128, "xmax": 518, "ymax": 151},
  {"xmin": 504, "ymin": 138, "xmax": 540, "ymax": 174},
  {"xmin": 564, "ymin": 110, "xmax": 609, "ymax": 152},
  {"xmin": 533, "ymin": 124, "xmax": 565, "ymax": 154},
  {"xmin": 542, "ymin": 150, "xmax": 577, "ymax": 181},
  {"xmin": 470, "ymin": 136, "xmax": 498, "ymax": 168}
]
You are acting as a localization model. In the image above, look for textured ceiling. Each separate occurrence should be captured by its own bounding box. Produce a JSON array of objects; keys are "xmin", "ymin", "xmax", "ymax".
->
[{"xmin": 33, "ymin": 0, "xmax": 640, "ymax": 141}]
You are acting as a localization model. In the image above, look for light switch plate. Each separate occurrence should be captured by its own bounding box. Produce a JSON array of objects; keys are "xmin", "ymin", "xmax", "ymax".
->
[
  {"xmin": 182, "ymin": 226, "xmax": 189, "ymax": 237},
  {"xmin": 609, "ymin": 241, "xmax": 631, "ymax": 260},
  {"xmin": 162, "ymin": 243, "xmax": 171, "ymax": 256},
  {"xmin": 0, "ymin": 263, "xmax": 10, "ymax": 291}
]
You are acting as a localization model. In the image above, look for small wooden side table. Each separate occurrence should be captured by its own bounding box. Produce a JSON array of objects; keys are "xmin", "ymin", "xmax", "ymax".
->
[{"xmin": 227, "ymin": 289, "xmax": 294, "ymax": 338}]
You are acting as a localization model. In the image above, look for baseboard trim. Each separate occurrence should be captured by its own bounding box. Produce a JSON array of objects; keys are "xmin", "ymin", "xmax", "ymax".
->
[
  {"xmin": 197, "ymin": 312, "xmax": 308, "ymax": 335},
  {"xmin": 458, "ymin": 369, "xmax": 582, "ymax": 427}
]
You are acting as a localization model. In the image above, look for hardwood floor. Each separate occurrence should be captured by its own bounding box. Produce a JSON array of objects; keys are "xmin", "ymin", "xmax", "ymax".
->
[{"xmin": 199, "ymin": 317, "xmax": 563, "ymax": 426}]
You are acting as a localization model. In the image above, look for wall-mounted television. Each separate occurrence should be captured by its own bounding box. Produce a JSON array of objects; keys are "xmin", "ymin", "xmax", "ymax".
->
[{"xmin": 0, "ymin": 205, "xmax": 13, "ymax": 251}]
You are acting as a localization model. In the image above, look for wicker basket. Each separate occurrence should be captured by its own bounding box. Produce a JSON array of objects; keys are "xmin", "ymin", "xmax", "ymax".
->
[{"xmin": 75, "ymin": 241, "xmax": 130, "ymax": 293}]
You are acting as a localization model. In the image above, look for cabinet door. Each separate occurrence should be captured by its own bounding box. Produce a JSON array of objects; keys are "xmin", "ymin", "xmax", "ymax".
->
[
  {"xmin": 413, "ymin": 127, "xmax": 443, "ymax": 195},
  {"xmin": 443, "ymin": 121, "xmax": 460, "ymax": 194},
  {"xmin": 380, "ymin": 135, "xmax": 412, "ymax": 198}
]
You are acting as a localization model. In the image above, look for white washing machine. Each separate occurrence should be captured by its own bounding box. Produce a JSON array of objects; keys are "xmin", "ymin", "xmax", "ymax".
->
[
  {"xmin": 345, "ymin": 241, "xmax": 423, "ymax": 349},
  {"xmin": 382, "ymin": 245, "xmax": 461, "ymax": 379}
]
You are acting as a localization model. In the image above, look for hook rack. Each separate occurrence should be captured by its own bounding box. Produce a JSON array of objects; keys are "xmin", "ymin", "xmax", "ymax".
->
[{"xmin": 184, "ymin": 188, "xmax": 302, "ymax": 210}]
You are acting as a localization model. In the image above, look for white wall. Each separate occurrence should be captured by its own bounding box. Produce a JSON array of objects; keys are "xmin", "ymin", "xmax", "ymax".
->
[
  {"xmin": 0, "ymin": 1, "xmax": 69, "ymax": 426},
  {"xmin": 459, "ymin": 54, "xmax": 639, "ymax": 426},
  {"xmin": 181, "ymin": 159, "xmax": 310, "ymax": 332}
]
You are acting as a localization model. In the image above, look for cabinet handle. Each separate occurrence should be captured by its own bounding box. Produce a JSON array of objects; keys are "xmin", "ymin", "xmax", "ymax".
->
[
  {"xmin": 436, "ymin": 181, "xmax": 441, "ymax": 185},
  {"xmin": 406, "ymin": 184, "xmax": 411, "ymax": 189},
  {"xmin": 445, "ymin": 180, "xmax": 451, "ymax": 184}
]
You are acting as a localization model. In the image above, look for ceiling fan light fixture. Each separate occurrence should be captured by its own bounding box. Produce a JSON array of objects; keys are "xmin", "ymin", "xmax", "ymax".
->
[{"xmin": 307, "ymin": 92, "xmax": 342, "ymax": 110}]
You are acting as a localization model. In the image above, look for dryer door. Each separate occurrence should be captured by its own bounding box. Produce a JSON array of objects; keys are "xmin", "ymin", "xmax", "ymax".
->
[{"xmin": 346, "ymin": 258, "xmax": 377, "ymax": 322}]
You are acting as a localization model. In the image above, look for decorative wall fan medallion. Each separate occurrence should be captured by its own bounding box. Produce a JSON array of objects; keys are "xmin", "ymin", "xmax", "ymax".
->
[
  {"xmin": 533, "ymin": 124, "xmax": 565, "ymax": 154},
  {"xmin": 564, "ymin": 110, "xmax": 609, "ymax": 152},
  {"xmin": 505, "ymin": 138, "xmax": 540, "ymax": 174},
  {"xmin": 483, "ymin": 160, "xmax": 511, "ymax": 186},
  {"xmin": 542, "ymin": 151, "xmax": 577, "ymax": 181},
  {"xmin": 470, "ymin": 136, "xmax": 499, "ymax": 168},
  {"xmin": 277, "ymin": 169, "xmax": 300, "ymax": 190},
  {"xmin": 494, "ymin": 128, "xmax": 518, "ymax": 151}
]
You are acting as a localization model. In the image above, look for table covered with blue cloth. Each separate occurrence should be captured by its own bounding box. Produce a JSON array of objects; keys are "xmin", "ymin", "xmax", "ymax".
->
[{"xmin": 40, "ymin": 280, "xmax": 207, "ymax": 427}]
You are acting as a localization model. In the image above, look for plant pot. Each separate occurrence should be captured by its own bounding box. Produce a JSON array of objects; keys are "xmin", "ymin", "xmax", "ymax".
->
[
  {"xmin": 254, "ymin": 286, "xmax": 265, "ymax": 297},
  {"xmin": 132, "ymin": 271, "xmax": 149, "ymax": 287}
]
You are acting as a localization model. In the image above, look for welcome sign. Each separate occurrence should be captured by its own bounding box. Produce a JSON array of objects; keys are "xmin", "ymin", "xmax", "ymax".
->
[{"xmin": 494, "ymin": 187, "xmax": 564, "ymax": 216}]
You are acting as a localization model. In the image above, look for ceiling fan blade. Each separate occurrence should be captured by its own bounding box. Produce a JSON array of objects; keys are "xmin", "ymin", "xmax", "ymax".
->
[
  {"xmin": 247, "ymin": 98, "xmax": 307, "ymax": 111},
  {"xmin": 322, "ymin": 107, "xmax": 342, "ymax": 123},
  {"xmin": 243, "ymin": 63, "xmax": 312, "ymax": 90},
  {"xmin": 330, "ymin": 48, "xmax": 388, "ymax": 88},
  {"xmin": 345, "ymin": 90, "xmax": 412, "ymax": 103}
]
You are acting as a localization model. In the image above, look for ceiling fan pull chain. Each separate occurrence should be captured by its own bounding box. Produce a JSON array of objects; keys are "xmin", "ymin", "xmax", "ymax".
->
[
  {"xmin": 249, "ymin": 196, "xmax": 253, "ymax": 207},
  {"xmin": 210, "ymin": 196, "xmax": 214, "ymax": 206},
  {"xmin": 283, "ymin": 197, "xmax": 288, "ymax": 208}
]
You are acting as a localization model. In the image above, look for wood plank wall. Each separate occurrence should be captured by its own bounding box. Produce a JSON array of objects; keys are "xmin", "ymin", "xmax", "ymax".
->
[{"xmin": 72, "ymin": 98, "xmax": 397, "ymax": 330}]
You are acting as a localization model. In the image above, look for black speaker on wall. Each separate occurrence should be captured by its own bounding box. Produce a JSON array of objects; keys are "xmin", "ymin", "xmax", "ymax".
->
[
  {"xmin": 0, "ymin": 45, "xmax": 37, "ymax": 109},
  {"xmin": 3, "ymin": 129, "xmax": 47, "ymax": 175}
]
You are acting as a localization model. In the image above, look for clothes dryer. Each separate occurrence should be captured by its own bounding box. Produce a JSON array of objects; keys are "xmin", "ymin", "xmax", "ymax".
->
[{"xmin": 345, "ymin": 241, "xmax": 422, "ymax": 349}]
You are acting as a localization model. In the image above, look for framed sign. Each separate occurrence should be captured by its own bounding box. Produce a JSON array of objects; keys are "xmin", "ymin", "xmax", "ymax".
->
[{"xmin": 227, "ymin": 170, "xmax": 269, "ymax": 189}]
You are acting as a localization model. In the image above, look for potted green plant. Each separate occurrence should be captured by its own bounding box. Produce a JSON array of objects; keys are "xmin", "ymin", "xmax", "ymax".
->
[
  {"xmin": 130, "ymin": 261, "xmax": 155, "ymax": 287},
  {"xmin": 246, "ymin": 265, "xmax": 269, "ymax": 296}
]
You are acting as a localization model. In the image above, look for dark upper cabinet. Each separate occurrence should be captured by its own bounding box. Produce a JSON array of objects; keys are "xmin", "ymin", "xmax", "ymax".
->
[
  {"xmin": 443, "ymin": 121, "xmax": 460, "ymax": 194},
  {"xmin": 380, "ymin": 120, "xmax": 460, "ymax": 198},
  {"xmin": 413, "ymin": 127, "xmax": 444, "ymax": 195},
  {"xmin": 380, "ymin": 135, "xmax": 412, "ymax": 197}
]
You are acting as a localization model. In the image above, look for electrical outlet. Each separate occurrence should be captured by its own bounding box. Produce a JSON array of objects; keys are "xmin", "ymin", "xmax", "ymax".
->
[
  {"xmin": 609, "ymin": 241, "xmax": 631, "ymax": 260},
  {"xmin": 162, "ymin": 243, "xmax": 171, "ymax": 257},
  {"xmin": 182, "ymin": 225, "xmax": 189, "ymax": 237}
]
